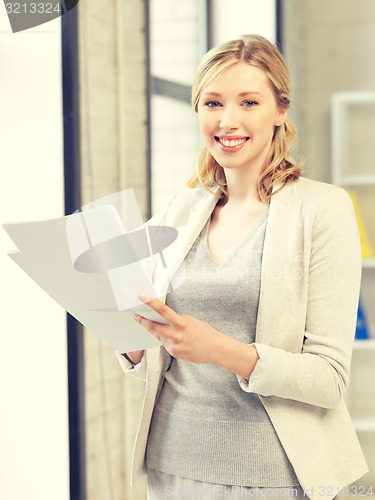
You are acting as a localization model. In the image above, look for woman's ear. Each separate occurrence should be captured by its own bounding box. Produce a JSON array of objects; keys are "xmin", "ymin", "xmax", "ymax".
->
[{"xmin": 275, "ymin": 107, "xmax": 288, "ymax": 127}]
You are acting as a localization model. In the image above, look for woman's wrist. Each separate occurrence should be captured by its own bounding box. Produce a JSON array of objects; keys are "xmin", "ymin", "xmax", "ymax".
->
[
  {"xmin": 214, "ymin": 335, "xmax": 259, "ymax": 380},
  {"xmin": 122, "ymin": 350, "xmax": 144, "ymax": 366}
]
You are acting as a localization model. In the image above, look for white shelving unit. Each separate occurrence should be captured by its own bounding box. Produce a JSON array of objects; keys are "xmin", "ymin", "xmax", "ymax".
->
[
  {"xmin": 363, "ymin": 258, "xmax": 375, "ymax": 269},
  {"xmin": 354, "ymin": 339, "xmax": 375, "ymax": 350},
  {"xmin": 331, "ymin": 91, "xmax": 375, "ymax": 186},
  {"xmin": 352, "ymin": 418, "xmax": 375, "ymax": 433},
  {"xmin": 332, "ymin": 92, "xmax": 375, "ymax": 487}
]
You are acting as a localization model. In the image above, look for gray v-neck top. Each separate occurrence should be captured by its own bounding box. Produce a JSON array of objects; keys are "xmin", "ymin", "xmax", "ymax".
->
[{"xmin": 146, "ymin": 205, "xmax": 299, "ymax": 487}]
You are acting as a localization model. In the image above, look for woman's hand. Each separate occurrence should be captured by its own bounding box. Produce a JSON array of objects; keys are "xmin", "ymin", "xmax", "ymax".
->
[
  {"xmin": 134, "ymin": 292, "xmax": 259, "ymax": 379},
  {"xmin": 134, "ymin": 293, "xmax": 222, "ymax": 364}
]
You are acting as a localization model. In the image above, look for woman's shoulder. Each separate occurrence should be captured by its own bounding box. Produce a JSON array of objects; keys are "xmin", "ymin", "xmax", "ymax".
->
[
  {"xmin": 172, "ymin": 184, "xmax": 219, "ymax": 205},
  {"xmin": 151, "ymin": 185, "xmax": 219, "ymax": 226},
  {"xmin": 174, "ymin": 184, "xmax": 221, "ymax": 211},
  {"xmin": 278, "ymin": 177, "xmax": 358, "ymax": 239},
  {"xmin": 281, "ymin": 176, "xmax": 353, "ymax": 210}
]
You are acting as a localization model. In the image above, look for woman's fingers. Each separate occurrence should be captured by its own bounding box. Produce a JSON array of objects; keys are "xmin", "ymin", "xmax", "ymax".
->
[
  {"xmin": 138, "ymin": 292, "xmax": 179, "ymax": 325},
  {"xmin": 134, "ymin": 313, "xmax": 163, "ymax": 343},
  {"xmin": 134, "ymin": 313, "xmax": 160, "ymax": 332}
]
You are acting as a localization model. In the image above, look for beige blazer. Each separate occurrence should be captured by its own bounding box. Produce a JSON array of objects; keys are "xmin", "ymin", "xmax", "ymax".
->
[{"xmin": 117, "ymin": 176, "xmax": 368, "ymax": 500}]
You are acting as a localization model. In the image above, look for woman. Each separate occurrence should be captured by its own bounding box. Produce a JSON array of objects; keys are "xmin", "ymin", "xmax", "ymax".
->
[{"xmin": 117, "ymin": 35, "xmax": 368, "ymax": 499}]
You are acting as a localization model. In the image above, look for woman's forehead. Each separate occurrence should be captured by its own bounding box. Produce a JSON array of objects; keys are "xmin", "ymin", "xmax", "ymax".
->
[{"xmin": 201, "ymin": 62, "xmax": 272, "ymax": 96}]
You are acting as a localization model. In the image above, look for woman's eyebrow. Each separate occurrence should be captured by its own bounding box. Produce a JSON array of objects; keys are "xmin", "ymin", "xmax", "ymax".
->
[
  {"xmin": 238, "ymin": 91, "xmax": 263, "ymax": 97},
  {"xmin": 201, "ymin": 91, "xmax": 263, "ymax": 97},
  {"xmin": 201, "ymin": 91, "xmax": 222, "ymax": 97}
]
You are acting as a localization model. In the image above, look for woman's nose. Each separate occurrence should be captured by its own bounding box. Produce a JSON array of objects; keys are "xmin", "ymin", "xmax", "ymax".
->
[{"xmin": 219, "ymin": 106, "xmax": 239, "ymax": 131}]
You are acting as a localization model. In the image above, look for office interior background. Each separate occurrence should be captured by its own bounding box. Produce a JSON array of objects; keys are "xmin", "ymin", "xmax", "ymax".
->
[{"xmin": 1, "ymin": 1, "xmax": 375, "ymax": 499}]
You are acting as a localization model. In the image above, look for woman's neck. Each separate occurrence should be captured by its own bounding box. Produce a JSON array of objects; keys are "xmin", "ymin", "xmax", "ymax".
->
[{"xmin": 221, "ymin": 167, "xmax": 265, "ymax": 207}]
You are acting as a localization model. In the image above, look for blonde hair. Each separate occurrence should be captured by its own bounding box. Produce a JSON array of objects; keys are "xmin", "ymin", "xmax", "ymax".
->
[{"xmin": 187, "ymin": 34, "xmax": 303, "ymax": 203}]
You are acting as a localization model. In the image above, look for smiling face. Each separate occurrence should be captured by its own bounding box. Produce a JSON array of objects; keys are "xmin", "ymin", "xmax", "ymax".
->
[{"xmin": 197, "ymin": 61, "xmax": 287, "ymax": 177}]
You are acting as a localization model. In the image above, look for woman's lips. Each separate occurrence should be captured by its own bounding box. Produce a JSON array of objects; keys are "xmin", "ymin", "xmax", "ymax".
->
[{"xmin": 215, "ymin": 136, "xmax": 249, "ymax": 152}]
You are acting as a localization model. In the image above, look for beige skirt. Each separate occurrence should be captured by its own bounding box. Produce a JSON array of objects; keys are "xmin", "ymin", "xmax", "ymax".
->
[{"xmin": 147, "ymin": 468, "xmax": 308, "ymax": 500}]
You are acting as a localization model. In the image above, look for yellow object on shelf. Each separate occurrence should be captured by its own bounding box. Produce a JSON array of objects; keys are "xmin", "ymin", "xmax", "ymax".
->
[{"xmin": 348, "ymin": 190, "xmax": 373, "ymax": 259}]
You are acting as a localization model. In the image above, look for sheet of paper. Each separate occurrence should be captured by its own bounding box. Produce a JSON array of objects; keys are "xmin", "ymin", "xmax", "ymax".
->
[{"xmin": 2, "ymin": 204, "xmax": 182, "ymax": 352}]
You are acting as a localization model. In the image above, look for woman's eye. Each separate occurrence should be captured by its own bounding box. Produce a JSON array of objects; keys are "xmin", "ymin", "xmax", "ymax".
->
[
  {"xmin": 243, "ymin": 100, "xmax": 257, "ymax": 107},
  {"xmin": 205, "ymin": 101, "xmax": 221, "ymax": 108}
]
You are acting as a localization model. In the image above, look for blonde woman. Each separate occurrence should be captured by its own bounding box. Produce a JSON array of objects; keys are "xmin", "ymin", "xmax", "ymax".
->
[{"xmin": 117, "ymin": 35, "xmax": 368, "ymax": 499}]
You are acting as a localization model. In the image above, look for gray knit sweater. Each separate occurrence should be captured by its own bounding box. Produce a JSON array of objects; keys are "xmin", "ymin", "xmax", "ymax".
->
[{"xmin": 146, "ymin": 205, "xmax": 299, "ymax": 487}]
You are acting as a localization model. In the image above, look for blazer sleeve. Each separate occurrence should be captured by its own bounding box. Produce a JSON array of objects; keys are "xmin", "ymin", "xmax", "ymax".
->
[
  {"xmin": 237, "ymin": 187, "xmax": 362, "ymax": 409},
  {"xmin": 115, "ymin": 350, "xmax": 147, "ymax": 382}
]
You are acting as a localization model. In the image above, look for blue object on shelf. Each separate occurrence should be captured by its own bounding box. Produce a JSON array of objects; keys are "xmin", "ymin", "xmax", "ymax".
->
[{"xmin": 355, "ymin": 297, "xmax": 370, "ymax": 340}]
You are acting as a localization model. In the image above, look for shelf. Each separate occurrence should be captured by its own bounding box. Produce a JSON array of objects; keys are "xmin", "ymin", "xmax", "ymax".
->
[
  {"xmin": 352, "ymin": 418, "xmax": 375, "ymax": 432},
  {"xmin": 332, "ymin": 91, "xmax": 375, "ymax": 104},
  {"xmin": 362, "ymin": 258, "xmax": 375, "ymax": 268},
  {"xmin": 334, "ymin": 174, "xmax": 375, "ymax": 185},
  {"xmin": 353, "ymin": 339, "xmax": 375, "ymax": 350}
]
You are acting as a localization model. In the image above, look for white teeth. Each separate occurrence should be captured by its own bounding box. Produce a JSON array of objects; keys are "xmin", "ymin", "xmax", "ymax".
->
[{"xmin": 219, "ymin": 138, "xmax": 246, "ymax": 147}]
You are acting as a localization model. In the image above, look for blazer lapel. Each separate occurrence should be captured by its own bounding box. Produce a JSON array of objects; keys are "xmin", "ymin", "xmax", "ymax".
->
[
  {"xmin": 162, "ymin": 187, "xmax": 221, "ymax": 292},
  {"xmin": 180, "ymin": 189, "xmax": 221, "ymax": 252},
  {"xmin": 255, "ymin": 180, "xmax": 303, "ymax": 348}
]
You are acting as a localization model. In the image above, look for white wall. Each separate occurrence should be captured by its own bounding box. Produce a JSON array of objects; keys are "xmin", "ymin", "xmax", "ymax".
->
[
  {"xmin": 0, "ymin": 9, "xmax": 69, "ymax": 500},
  {"xmin": 211, "ymin": 0, "xmax": 276, "ymax": 46}
]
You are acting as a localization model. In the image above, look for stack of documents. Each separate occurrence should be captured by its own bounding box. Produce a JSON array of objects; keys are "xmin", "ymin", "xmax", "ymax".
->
[{"xmin": 3, "ymin": 190, "xmax": 184, "ymax": 352}]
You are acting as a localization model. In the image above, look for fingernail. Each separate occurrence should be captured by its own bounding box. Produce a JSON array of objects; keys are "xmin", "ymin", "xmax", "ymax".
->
[{"xmin": 138, "ymin": 292, "xmax": 147, "ymax": 301}]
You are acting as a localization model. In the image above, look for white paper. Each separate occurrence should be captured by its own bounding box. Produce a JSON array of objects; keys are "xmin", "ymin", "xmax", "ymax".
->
[{"xmin": 2, "ymin": 192, "xmax": 184, "ymax": 352}]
